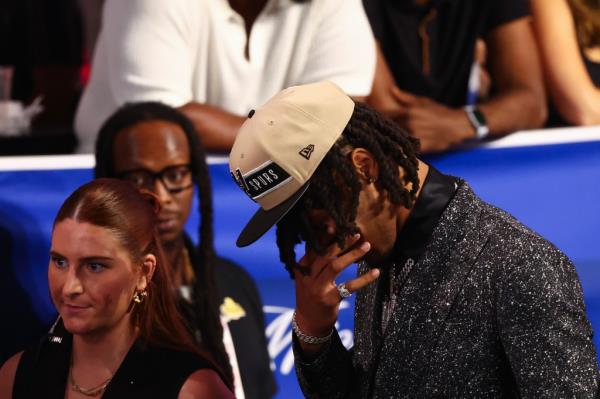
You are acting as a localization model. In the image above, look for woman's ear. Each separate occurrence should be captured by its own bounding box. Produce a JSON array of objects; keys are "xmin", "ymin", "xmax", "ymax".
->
[
  {"xmin": 350, "ymin": 148, "xmax": 379, "ymax": 184},
  {"xmin": 137, "ymin": 254, "xmax": 156, "ymax": 292}
]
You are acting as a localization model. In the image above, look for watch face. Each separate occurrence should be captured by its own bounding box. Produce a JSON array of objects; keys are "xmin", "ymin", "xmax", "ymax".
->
[
  {"xmin": 465, "ymin": 106, "xmax": 489, "ymax": 139},
  {"xmin": 472, "ymin": 109, "xmax": 487, "ymax": 126}
]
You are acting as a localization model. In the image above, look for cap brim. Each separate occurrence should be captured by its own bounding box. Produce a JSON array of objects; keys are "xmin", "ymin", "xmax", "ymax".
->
[{"xmin": 236, "ymin": 182, "xmax": 310, "ymax": 247}]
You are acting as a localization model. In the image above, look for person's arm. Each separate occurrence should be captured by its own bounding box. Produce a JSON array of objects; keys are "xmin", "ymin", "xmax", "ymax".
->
[
  {"xmin": 366, "ymin": 42, "xmax": 417, "ymax": 120},
  {"xmin": 367, "ymin": 44, "xmax": 474, "ymax": 153},
  {"xmin": 368, "ymin": 17, "xmax": 546, "ymax": 153},
  {"xmin": 530, "ymin": 0, "xmax": 600, "ymax": 125},
  {"xmin": 293, "ymin": 329, "xmax": 358, "ymax": 398},
  {"xmin": 0, "ymin": 352, "xmax": 22, "ymax": 398},
  {"xmin": 478, "ymin": 16, "xmax": 547, "ymax": 133},
  {"xmin": 497, "ymin": 245, "xmax": 598, "ymax": 397},
  {"xmin": 178, "ymin": 369, "xmax": 235, "ymax": 399},
  {"xmin": 403, "ymin": 17, "xmax": 547, "ymax": 153},
  {"xmin": 177, "ymin": 103, "xmax": 245, "ymax": 153},
  {"xmin": 292, "ymin": 236, "xmax": 379, "ymax": 398},
  {"xmin": 100, "ymin": 0, "xmax": 244, "ymax": 152},
  {"xmin": 181, "ymin": 0, "xmax": 376, "ymax": 151}
]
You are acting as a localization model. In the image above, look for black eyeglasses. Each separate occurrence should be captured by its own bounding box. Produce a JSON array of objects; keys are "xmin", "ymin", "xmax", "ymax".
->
[{"xmin": 117, "ymin": 164, "xmax": 193, "ymax": 194}]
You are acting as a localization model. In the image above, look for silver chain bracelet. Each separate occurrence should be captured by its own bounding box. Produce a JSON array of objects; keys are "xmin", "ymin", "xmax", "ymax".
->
[{"xmin": 292, "ymin": 311, "xmax": 333, "ymax": 345}]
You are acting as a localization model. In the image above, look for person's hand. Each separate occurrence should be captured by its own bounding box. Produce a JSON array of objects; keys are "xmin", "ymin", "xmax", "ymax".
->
[
  {"xmin": 294, "ymin": 234, "xmax": 380, "ymax": 354},
  {"xmin": 391, "ymin": 88, "xmax": 475, "ymax": 153},
  {"xmin": 367, "ymin": 85, "xmax": 418, "ymax": 120}
]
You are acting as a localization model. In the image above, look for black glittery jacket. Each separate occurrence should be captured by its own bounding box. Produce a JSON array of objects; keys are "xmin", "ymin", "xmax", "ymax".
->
[{"xmin": 294, "ymin": 181, "xmax": 599, "ymax": 398}]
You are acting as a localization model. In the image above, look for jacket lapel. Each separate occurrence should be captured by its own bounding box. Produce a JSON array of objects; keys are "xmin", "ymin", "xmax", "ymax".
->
[
  {"xmin": 375, "ymin": 183, "xmax": 491, "ymax": 393},
  {"xmin": 353, "ymin": 260, "xmax": 384, "ymax": 396}
]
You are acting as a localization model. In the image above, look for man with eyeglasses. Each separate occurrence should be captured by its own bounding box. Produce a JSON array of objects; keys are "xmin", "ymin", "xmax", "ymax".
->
[{"xmin": 93, "ymin": 102, "xmax": 277, "ymax": 399}]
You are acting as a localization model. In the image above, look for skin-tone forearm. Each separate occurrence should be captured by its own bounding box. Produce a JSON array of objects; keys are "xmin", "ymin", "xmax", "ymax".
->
[
  {"xmin": 368, "ymin": 16, "xmax": 547, "ymax": 153},
  {"xmin": 179, "ymin": 97, "xmax": 366, "ymax": 153},
  {"xmin": 481, "ymin": 17, "xmax": 547, "ymax": 133},
  {"xmin": 530, "ymin": 0, "xmax": 600, "ymax": 126},
  {"xmin": 295, "ymin": 236, "xmax": 378, "ymax": 357},
  {"xmin": 366, "ymin": 43, "xmax": 412, "ymax": 120},
  {"xmin": 178, "ymin": 103, "xmax": 246, "ymax": 153}
]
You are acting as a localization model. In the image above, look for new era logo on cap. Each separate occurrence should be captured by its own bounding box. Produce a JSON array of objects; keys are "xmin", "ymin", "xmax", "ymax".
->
[
  {"xmin": 229, "ymin": 81, "xmax": 355, "ymax": 247},
  {"xmin": 299, "ymin": 144, "xmax": 315, "ymax": 160}
]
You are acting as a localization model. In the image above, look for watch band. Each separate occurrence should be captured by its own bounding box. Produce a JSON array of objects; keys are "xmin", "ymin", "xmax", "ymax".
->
[{"xmin": 464, "ymin": 105, "xmax": 489, "ymax": 140}]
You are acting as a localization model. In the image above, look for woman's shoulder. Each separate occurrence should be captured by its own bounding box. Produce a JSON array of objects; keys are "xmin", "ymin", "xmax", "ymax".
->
[
  {"xmin": 0, "ymin": 351, "xmax": 23, "ymax": 398},
  {"xmin": 178, "ymin": 368, "xmax": 234, "ymax": 399}
]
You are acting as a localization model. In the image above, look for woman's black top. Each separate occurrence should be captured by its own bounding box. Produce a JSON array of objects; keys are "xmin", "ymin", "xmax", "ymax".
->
[
  {"xmin": 12, "ymin": 320, "xmax": 220, "ymax": 398},
  {"xmin": 584, "ymin": 55, "xmax": 600, "ymax": 87}
]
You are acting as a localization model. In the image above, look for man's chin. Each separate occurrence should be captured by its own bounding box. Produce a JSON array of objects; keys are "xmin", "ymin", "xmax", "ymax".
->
[{"xmin": 159, "ymin": 229, "xmax": 184, "ymax": 247}]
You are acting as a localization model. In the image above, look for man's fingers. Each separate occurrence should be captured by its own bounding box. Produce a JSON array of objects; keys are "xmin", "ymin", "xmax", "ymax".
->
[
  {"xmin": 297, "ymin": 234, "xmax": 362, "ymax": 278},
  {"xmin": 298, "ymin": 249, "xmax": 318, "ymax": 268},
  {"xmin": 390, "ymin": 86, "xmax": 417, "ymax": 106},
  {"xmin": 340, "ymin": 268, "xmax": 381, "ymax": 295},
  {"xmin": 318, "ymin": 241, "xmax": 371, "ymax": 283},
  {"xmin": 324, "ymin": 233, "xmax": 361, "ymax": 258}
]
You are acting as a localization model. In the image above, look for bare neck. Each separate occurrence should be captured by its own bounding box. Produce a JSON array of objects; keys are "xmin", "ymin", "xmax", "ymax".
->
[
  {"xmin": 71, "ymin": 316, "xmax": 137, "ymax": 375},
  {"xmin": 365, "ymin": 161, "xmax": 429, "ymax": 266},
  {"xmin": 162, "ymin": 237, "xmax": 187, "ymax": 287},
  {"xmin": 395, "ymin": 160, "xmax": 429, "ymax": 232}
]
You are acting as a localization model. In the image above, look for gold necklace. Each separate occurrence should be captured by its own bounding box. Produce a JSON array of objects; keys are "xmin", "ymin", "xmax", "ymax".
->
[{"xmin": 69, "ymin": 364, "xmax": 113, "ymax": 397}]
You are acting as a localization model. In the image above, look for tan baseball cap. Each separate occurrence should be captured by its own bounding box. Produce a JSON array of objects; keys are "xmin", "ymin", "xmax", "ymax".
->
[{"xmin": 229, "ymin": 81, "xmax": 355, "ymax": 247}]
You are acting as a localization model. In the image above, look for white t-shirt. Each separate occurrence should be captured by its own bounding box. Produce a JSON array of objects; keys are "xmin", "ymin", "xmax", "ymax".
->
[{"xmin": 75, "ymin": 0, "xmax": 376, "ymax": 153}]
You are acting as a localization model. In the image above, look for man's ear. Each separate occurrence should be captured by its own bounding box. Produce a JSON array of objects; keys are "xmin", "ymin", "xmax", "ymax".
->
[
  {"xmin": 350, "ymin": 148, "xmax": 379, "ymax": 184},
  {"xmin": 137, "ymin": 254, "xmax": 157, "ymax": 292}
]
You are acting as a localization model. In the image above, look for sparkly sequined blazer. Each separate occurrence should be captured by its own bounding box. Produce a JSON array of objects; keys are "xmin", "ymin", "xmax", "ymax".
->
[{"xmin": 295, "ymin": 181, "xmax": 599, "ymax": 398}]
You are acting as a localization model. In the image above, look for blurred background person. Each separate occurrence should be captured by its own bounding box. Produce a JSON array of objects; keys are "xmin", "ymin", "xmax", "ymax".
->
[
  {"xmin": 0, "ymin": 0, "xmax": 83, "ymax": 137},
  {"xmin": 94, "ymin": 102, "xmax": 276, "ymax": 399},
  {"xmin": 74, "ymin": 0, "xmax": 376, "ymax": 153},
  {"xmin": 0, "ymin": 179, "xmax": 233, "ymax": 398},
  {"xmin": 531, "ymin": 0, "xmax": 600, "ymax": 127},
  {"xmin": 364, "ymin": 0, "xmax": 547, "ymax": 153}
]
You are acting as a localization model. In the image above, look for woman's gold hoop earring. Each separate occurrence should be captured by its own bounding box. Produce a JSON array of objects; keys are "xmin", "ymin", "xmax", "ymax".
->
[{"xmin": 133, "ymin": 290, "xmax": 148, "ymax": 304}]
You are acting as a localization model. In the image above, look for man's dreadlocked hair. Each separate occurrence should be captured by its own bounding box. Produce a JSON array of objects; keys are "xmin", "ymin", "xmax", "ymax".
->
[
  {"xmin": 276, "ymin": 101, "xmax": 421, "ymax": 278},
  {"xmin": 94, "ymin": 102, "xmax": 233, "ymax": 386}
]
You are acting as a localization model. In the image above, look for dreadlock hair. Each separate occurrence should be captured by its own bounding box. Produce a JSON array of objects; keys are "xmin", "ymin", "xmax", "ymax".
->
[
  {"xmin": 94, "ymin": 101, "xmax": 233, "ymax": 387},
  {"xmin": 276, "ymin": 101, "xmax": 421, "ymax": 278}
]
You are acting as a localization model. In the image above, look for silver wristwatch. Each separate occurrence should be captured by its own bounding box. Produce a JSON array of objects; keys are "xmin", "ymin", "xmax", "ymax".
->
[{"xmin": 464, "ymin": 105, "xmax": 489, "ymax": 140}]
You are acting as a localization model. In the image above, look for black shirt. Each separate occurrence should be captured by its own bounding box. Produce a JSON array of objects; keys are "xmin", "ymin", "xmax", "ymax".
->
[
  {"xmin": 363, "ymin": 0, "xmax": 529, "ymax": 106},
  {"xmin": 585, "ymin": 56, "xmax": 600, "ymax": 87},
  {"xmin": 13, "ymin": 320, "xmax": 219, "ymax": 399},
  {"xmin": 182, "ymin": 239, "xmax": 277, "ymax": 399}
]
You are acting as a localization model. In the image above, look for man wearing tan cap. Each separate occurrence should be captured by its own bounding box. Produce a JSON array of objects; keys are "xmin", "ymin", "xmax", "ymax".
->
[{"xmin": 229, "ymin": 81, "xmax": 598, "ymax": 397}]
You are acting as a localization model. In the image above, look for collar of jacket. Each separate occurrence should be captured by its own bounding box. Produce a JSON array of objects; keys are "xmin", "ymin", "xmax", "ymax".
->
[{"xmin": 354, "ymin": 180, "xmax": 492, "ymax": 396}]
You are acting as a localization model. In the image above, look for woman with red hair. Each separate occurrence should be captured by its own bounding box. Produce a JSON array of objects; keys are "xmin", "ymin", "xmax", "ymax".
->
[{"xmin": 0, "ymin": 179, "xmax": 234, "ymax": 398}]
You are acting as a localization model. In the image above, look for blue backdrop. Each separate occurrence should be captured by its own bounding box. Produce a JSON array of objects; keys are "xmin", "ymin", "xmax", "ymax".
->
[{"xmin": 1, "ymin": 139, "xmax": 599, "ymax": 398}]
